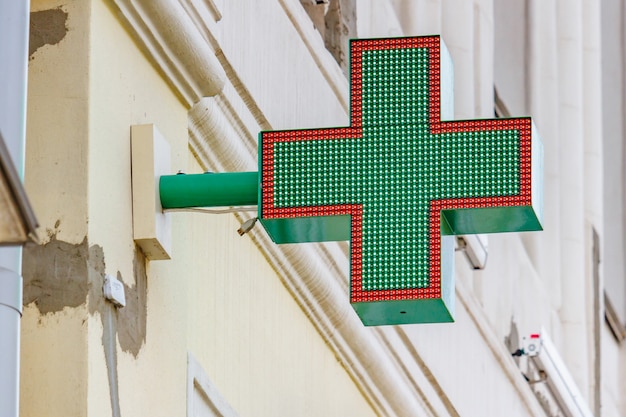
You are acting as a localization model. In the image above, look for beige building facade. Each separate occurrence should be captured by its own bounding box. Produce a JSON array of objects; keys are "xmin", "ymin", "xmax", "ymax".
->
[{"xmin": 14, "ymin": 0, "xmax": 626, "ymax": 416}]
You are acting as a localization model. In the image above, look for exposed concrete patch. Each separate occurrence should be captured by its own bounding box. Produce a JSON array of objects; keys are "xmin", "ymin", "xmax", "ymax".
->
[
  {"xmin": 29, "ymin": 8, "xmax": 68, "ymax": 58},
  {"xmin": 23, "ymin": 236, "xmax": 90, "ymax": 314},
  {"xmin": 24, "ymin": 231, "xmax": 148, "ymax": 357},
  {"xmin": 116, "ymin": 250, "xmax": 148, "ymax": 357},
  {"xmin": 87, "ymin": 247, "xmax": 148, "ymax": 357}
]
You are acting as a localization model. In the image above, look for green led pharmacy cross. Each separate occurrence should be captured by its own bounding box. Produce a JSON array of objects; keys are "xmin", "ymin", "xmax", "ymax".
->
[{"xmin": 258, "ymin": 36, "xmax": 543, "ymax": 326}]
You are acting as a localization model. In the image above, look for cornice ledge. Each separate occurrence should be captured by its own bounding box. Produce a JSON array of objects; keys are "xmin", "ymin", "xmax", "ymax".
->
[
  {"xmin": 189, "ymin": 97, "xmax": 426, "ymax": 417},
  {"xmin": 110, "ymin": 0, "xmax": 226, "ymax": 107}
]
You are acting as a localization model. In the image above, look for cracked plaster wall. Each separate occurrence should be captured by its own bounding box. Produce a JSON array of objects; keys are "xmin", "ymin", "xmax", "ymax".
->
[{"xmin": 21, "ymin": 1, "xmax": 160, "ymax": 416}]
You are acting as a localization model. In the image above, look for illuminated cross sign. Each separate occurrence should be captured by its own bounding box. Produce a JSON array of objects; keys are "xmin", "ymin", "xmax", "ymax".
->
[
  {"xmin": 157, "ymin": 35, "xmax": 543, "ymax": 326},
  {"xmin": 258, "ymin": 36, "xmax": 543, "ymax": 325}
]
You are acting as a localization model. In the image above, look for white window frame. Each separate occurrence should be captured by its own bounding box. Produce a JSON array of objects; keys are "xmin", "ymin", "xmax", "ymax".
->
[{"xmin": 187, "ymin": 353, "xmax": 239, "ymax": 417}]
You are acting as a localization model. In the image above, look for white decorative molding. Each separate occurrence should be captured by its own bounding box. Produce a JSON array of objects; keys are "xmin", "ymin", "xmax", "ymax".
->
[
  {"xmin": 187, "ymin": 352, "xmax": 240, "ymax": 417},
  {"xmin": 181, "ymin": 0, "xmax": 222, "ymax": 23},
  {"xmin": 110, "ymin": 0, "xmax": 226, "ymax": 107}
]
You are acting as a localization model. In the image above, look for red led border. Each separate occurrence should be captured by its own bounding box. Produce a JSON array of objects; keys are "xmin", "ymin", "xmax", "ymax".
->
[{"xmin": 260, "ymin": 36, "xmax": 533, "ymax": 304}]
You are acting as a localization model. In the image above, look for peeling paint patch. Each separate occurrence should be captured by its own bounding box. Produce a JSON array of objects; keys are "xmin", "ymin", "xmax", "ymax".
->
[
  {"xmin": 86, "ymin": 243, "xmax": 107, "ymax": 315},
  {"xmin": 116, "ymin": 249, "xmax": 148, "ymax": 356},
  {"xmin": 88, "ymin": 247, "xmax": 148, "ymax": 357},
  {"xmin": 24, "ymin": 233, "xmax": 148, "ymax": 357},
  {"xmin": 23, "ymin": 236, "xmax": 90, "ymax": 314},
  {"xmin": 29, "ymin": 8, "xmax": 68, "ymax": 58}
]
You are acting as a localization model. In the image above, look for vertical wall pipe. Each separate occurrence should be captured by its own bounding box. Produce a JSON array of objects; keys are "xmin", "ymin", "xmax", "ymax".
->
[
  {"xmin": 582, "ymin": 1, "xmax": 604, "ymax": 228},
  {"xmin": 442, "ymin": 0, "xmax": 475, "ymax": 119},
  {"xmin": 581, "ymin": 0, "xmax": 604, "ymax": 411},
  {"xmin": 600, "ymin": 0, "xmax": 626, "ymax": 323},
  {"xmin": 0, "ymin": 1, "xmax": 30, "ymax": 417},
  {"xmin": 527, "ymin": 0, "xmax": 562, "ymax": 308},
  {"xmin": 472, "ymin": 0, "xmax": 494, "ymax": 119},
  {"xmin": 556, "ymin": 0, "xmax": 590, "ymax": 396}
]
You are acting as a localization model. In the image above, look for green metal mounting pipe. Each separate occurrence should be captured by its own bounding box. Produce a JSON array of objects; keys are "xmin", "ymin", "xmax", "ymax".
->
[{"xmin": 160, "ymin": 172, "xmax": 258, "ymax": 209}]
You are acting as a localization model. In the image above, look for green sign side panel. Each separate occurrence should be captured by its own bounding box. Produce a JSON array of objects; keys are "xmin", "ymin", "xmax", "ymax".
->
[
  {"xmin": 258, "ymin": 215, "xmax": 352, "ymax": 243},
  {"xmin": 440, "ymin": 206, "xmax": 543, "ymax": 236}
]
